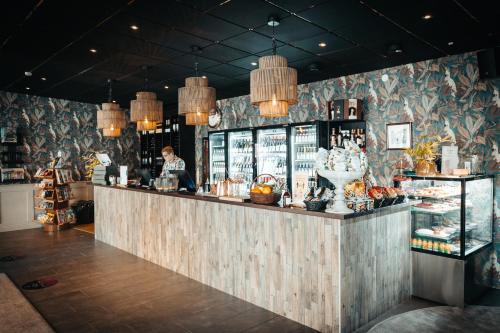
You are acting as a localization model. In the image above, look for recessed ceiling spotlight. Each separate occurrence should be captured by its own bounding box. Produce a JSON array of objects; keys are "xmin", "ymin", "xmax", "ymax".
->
[
  {"xmin": 25, "ymin": 87, "xmax": 30, "ymax": 90},
  {"xmin": 41, "ymin": 77, "xmax": 47, "ymax": 81},
  {"xmin": 267, "ymin": 16, "xmax": 280, "ymax": 27},
  {"xmin": 308, "ymin": 63, "xmax": 321, "ymax": 72},
  {"xmin": 164, "ymin": 85, "xmax": 169, "ymax": 89},
  {"xmin": 130, "ymin": 25, "xmax": 139, "ymax": 30},
  {"xmin": 112, "ymin": 100, "xmax": 116, "ymax": 103},
  {"xmin": 251, "ymin": 62, "xmax": 258, "ymax": 66},
  {"xmin": 422, "ymin": 14, "xmax": 432, "ymax": 20},
  {"xmin": 24, "ymin": 71, "xmax": 32, "ymax": 77},
  {"xmin": 388, "ymin": 44, "xmax": 403, "ymax": 54},
  {"xmin": 318, "ymin": 42, "xmax": 327, "ymax": 48},
  {"xmin": 381, "ymin": 74, "xmax": 389, "ymax": 82},
  {"xmin": 89, "ymin": 48, "xmax": 97, "ymax": 53},
  {"xmin": 202, "ymin": 75, "xmax": 207, "ymax": 79},
  {"xmin": 448, "ymin": 41, "xmax": 454, "ymax": 46}
]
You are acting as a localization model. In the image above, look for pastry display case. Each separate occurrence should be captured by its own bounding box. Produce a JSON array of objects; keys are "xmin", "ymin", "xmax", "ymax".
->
[
  {"xmin": 397, "ymin": 174, "xmax": 494, "ymax": 306},
  {"xmin": 399, "ymin": 175, "xmax": 494, "ymax": 258}
]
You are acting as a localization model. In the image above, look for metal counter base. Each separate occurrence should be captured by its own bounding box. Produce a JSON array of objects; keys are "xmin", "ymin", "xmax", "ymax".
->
[{"xmin": 412, "ymin": 246, "xmax": 491, "ymax": 307}]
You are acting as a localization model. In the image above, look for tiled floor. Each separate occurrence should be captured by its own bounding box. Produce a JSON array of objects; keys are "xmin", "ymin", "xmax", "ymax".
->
[{"xmin": 0, "ymin": 228, "xmax": 318, "ymax": 333}]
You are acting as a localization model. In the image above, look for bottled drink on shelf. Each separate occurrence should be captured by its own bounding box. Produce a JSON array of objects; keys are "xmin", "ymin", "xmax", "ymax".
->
[
  {"xmin": 336, "ymin": 127, "xmax": 343, "ymax": 147},
  {"xmin": 331, "ymin": 128, "xmax": 337, "ymax": 147},
  {"xmin": 342, "ymin": 130, "xmax": 350, "ymax": 145},
  {"xmin": 282, "ymin": 187, "xmax": 291, "ymax": 208}
]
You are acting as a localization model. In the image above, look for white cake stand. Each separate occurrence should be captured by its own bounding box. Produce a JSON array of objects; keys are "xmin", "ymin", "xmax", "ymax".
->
[{"xmin": 316, "ymin": 169, "xmax": 363, "ymax": 214}]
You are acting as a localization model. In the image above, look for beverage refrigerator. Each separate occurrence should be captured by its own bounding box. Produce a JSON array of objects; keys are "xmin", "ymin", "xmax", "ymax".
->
[
  {"xmin": 255, "ymin": 126, "xmax": 288, "ymax": 187},
  {"xmin": 208, "ymin": 131, "xmax": 226, "ymax": 184},
  {"xmin": 227, "ymin": 130, "xmax": 254, "ymax": 185},
  {"xmin": 289, "ymin": 122, "xmax": 330, "ymax": 202}
]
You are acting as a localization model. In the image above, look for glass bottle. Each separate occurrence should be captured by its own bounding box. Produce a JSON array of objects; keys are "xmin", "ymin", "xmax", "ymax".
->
[{"xmin": 282, "ymin": 186, "xmax": 291, "ymax": 208}]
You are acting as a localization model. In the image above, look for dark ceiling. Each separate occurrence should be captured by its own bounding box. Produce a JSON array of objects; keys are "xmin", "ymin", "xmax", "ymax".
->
[{"xmin": 1, "ymin": 0, "xmax": 499, "ymax": 113}]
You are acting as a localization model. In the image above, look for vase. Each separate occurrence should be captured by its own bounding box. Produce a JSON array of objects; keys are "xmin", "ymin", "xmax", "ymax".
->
[{"xmin": 415, "ymin": 160, "xmax": 437, "ymax": 176}]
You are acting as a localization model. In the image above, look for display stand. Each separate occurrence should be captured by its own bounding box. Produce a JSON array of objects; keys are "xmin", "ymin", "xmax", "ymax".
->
[{"xmin": 34, "ymin": 167, "xmax": 75, "ymax": 232}]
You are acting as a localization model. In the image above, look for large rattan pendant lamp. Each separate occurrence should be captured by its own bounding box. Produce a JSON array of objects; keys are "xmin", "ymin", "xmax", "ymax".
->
[
  {"xmin": 96, "ymin": 79, "xmax": 126, "ymax": 137},
  {"xmin": 178, "ymin": 48, "xmax": 216, "ymax": 126},
  {"xmin": 250, "ymin": 17, "xmax": 297, "ymax": 118},
  {"xmin": 130, "ymin": 66, "xmax": 163, "ymax": 131}
]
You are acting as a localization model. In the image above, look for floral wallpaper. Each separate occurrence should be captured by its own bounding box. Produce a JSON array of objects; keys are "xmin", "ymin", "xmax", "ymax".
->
[
  {"xmin": 0, "ymin": 91, "xmax": 140, "ymax": 180},
  {"xmin": 196, "ymin": 52, "xmax": 500, "ymax": 288}
]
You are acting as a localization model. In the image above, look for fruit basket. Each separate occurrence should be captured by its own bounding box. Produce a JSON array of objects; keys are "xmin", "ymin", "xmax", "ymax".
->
[{"xmin": 250, "ymin": 174, "xmax": 281, "ymax": 205}]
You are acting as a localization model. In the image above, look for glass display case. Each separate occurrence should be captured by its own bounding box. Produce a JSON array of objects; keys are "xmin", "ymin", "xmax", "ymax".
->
[
  {"xmin": 208, "ymin": 132, "xmax": 226, "ymax": 184},
  {"xmin": 398, "ymin": 175, "xmax": 494, "ymax": 259},
  {"xmin": 290, "ymin": 124, "xmax": 317, "ymax": 202},
  {"xmin": 255, "ymin": 126, "xmax": 288, "ymax": 187},
  {"xmin": 228, "ymin": 130, "xmax": 254, "ymax": 185}
]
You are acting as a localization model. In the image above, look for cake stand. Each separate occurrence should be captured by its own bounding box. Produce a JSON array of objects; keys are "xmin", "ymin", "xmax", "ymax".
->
[{"xmin": 316, "ymin": 168, "xmax": 363, "ymax": 214}]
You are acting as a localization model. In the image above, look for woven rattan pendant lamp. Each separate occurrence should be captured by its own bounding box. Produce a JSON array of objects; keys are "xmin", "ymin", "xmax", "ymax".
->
[
  {"xmin": 130, "ymin": 66, "xmax": 163, "ymax": 131},
  {"xmin": 96, "ymin": 79, "xmax": 126, "ymax": 137},
  {"xmin": 178, "ymin": 49, "xmax": 216, "ymax": 126},
  {"xmin": 250, "ymin": 17, "xmax": 297, "ymax": 118}
]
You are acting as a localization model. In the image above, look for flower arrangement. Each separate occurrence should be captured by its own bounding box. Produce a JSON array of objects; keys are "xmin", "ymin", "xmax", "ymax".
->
[
  {"xmin": 405, "ymin": 135, "xmax": 451, "ymax": 162},
  {"xmin": 405, "ymin": 135, "xmax": 450, "ymax": 176},
  {"xmin": 81, "ymin": 152, "xmax": 101, "ymax": 180}
]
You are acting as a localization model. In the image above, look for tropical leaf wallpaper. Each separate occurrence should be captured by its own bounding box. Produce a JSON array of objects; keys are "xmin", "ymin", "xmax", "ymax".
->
[
  {"xmin": 0, "ymin": 92, "xmax": 140, "ymax": 180},
  {"xmin": 196, "ymin": 51, "xmax": 500, "ymax": 288}
]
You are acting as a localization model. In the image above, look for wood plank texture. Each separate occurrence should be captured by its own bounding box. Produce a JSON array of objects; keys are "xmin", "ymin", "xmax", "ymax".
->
[
  {"xmin": 340, "ymin": 210, "xmax": 412, "ymax": 332},
  {"xmin": 95, "ymin": 186, "xmax": 411, "ymax": 332}
]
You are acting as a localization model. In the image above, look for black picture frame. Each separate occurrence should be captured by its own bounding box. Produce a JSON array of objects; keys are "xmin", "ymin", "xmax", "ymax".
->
[{"xmin": 386, "ymin": 122, "xmax": 412, "ymax": 150}]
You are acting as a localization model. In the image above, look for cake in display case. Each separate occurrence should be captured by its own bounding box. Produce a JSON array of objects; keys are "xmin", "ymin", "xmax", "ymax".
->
[{"xmin": 397, "ymin": 174, "xmax": 494, "ymax": 306}]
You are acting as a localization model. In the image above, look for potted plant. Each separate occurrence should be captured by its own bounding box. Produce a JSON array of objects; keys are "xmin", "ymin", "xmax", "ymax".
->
[{"xmin": 405, "ymin": 135, "xmax": 450, "ymax": 176}]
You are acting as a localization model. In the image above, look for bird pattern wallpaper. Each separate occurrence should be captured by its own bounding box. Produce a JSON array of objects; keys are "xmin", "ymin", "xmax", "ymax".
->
[
  {"xmin": 196, "ymin": 51, "xmax": 500, "ymax": 288},
  {"xmin": 0, "ymin": 92, "xmax": 140, "ymax": 181}
]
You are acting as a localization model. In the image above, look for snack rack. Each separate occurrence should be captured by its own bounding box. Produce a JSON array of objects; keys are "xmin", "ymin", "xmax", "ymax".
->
[{"xmin": 34, "ymin": 168, "xmax": 75, "ymax": 232}]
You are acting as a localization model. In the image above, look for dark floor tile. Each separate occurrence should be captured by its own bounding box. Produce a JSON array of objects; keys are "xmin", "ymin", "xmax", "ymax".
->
[{"xmin": 0, "ymin": 228, "xmax": 315, "ymax": 333}]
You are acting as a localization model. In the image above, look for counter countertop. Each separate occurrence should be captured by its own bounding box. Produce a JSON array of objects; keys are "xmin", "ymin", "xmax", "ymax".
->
[{"xmin": 94, "ymin": 184, "xmax": 418, "ymax": 220}]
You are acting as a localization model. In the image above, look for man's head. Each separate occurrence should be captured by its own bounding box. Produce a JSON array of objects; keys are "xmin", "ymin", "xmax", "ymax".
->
[{"xmin": 162, "ymin": 146, "xmax": 174, "ymax": 161}]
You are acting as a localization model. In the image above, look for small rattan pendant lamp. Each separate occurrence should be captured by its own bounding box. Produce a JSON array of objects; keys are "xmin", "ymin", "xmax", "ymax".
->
[
  {"xmin": 250, "ymin": 17, "xmax": 297, "ymax": 118},
  {"xmin": 178, "ymin": 51, "xmax": 216, "ymax": 126},
  {"xmin": 130, "ymin": 66, "xmax": 163, "ymax": 131},
  {"xmin": 96, "ymin": 79, "xmax": 126, "ymax": 137}
]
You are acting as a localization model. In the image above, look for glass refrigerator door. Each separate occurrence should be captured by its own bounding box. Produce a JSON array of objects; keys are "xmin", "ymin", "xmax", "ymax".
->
[
  {"xmin": 209, "ymin": 132, "xmax": 226, "ymax": 184},
  {"xmin": 228, "ymin": 130, "xmax": 254, "ymax": 186},
  {"xmin": 290, "ymin": 124, "xmax": 317, "ymax": 202},
  {"xmin": 256, "ymin": 127, "xmax": 287, "ymax": 186}
]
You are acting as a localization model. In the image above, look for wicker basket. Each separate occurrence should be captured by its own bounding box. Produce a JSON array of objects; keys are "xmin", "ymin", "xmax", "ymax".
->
[
  {"xmin": 304, "ymin": 200, "xmax": 328, "ymax": 212},
  {"xmin": 250, "ymin": 174, "xmax": 281, "ymax": 205}
]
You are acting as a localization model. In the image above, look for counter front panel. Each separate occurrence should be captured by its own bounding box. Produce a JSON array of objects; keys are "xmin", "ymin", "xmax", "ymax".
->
[{"xmin": 94, "ymin": 185, "xmax": 412, "ymax": 333}]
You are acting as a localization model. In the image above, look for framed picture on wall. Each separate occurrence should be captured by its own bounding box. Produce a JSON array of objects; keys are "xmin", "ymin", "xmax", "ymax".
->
[{"xmin": 386, "ymin": 122, "xmax": 412, "ymax": 150}]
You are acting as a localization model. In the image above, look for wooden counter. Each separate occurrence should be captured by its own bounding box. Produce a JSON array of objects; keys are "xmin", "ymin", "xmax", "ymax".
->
[{"xmin": 94, "ymin": 185, "xmax": 413, "ymax": 333}]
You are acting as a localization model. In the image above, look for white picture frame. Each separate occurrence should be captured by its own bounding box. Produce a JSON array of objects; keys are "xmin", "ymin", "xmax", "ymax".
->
[{"xmin": 386, "ymin": 122, "xmax": 412, "ymax": 150}]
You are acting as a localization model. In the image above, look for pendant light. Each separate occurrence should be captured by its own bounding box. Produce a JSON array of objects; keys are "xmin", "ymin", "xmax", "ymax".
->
[
  {"xmin": 130, "ymin": 66, "xmax": 163, "ymax": 131},
  {"xmin": 178, "ymin": 48, "xmax": 216, "ymax": 126},
  {"xmin": 250, "ymin": 17, "xmax": 297, "ymax": 118},
  {"xmin": 96, "ymin": 79, "xmax": 126, "ymax": 137}
]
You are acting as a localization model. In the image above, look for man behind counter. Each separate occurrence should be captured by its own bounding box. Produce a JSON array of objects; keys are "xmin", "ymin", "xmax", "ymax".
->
[{"xmin": 160, "ymin": 145, "xmax": 185, "ymax": 176}]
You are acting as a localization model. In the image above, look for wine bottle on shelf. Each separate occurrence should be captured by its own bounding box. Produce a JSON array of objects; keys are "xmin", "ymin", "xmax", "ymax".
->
[
  {"xmin": 336, "ymin": 127, "xmax": 343, "ymax": 148},
  {"xmin": 330, "ymin": 128, "xmax": 337, "ymax": 147},
  {"xmin": 356, "ymin": 129, "xmax": 363, "ymax": 147},
  {"xmin": 342, "ymin": 130, "xmax": 350, "ymax": 145}
]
